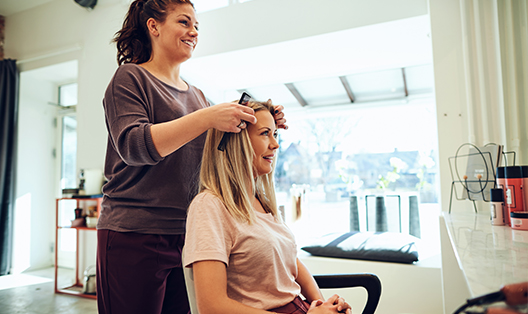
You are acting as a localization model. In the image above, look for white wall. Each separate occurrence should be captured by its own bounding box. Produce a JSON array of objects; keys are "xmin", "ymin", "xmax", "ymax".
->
[
  {"xmin": 13, "ymin": 73, "xmax": 58, "ymax": 272},
  {"xmin": 6, "ymin": 0, "xmax": 128, "ymax": 174},
  {"xmin": 193, "ymin": 0, "xmax": 428, "ymax": 57},
  {"xmin": 428, "ymin": 0, "xmax": 472, "ymax": 213},
  {"xmin": 301, "ymin": 253, "xmax": 443, "ymax": 314},
  {"xmin": 5, "ymin": 0, "xmax": 125, "ymax": 273}
]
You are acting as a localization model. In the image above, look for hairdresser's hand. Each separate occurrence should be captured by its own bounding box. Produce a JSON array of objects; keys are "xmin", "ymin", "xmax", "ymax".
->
[
  {"xmin": 268, "ymin": 99, "xmax": 288, "ymax": 130},
  {"xmin": 207, "ymin": 101, "xmax": 257, "ymax": 133},
  {"xmin": 306, "ymin": 294, "xmax": 351, "ymax": 314}
]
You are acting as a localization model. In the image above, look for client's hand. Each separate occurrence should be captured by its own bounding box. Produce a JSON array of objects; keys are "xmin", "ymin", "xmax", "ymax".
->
[
  {"xmin": 333, "ymin": 294, "xmax": 351, "ymax": 313},
  {"xmin": 306, "ymin": 294, "xmax": 351, "ymax": 314}
]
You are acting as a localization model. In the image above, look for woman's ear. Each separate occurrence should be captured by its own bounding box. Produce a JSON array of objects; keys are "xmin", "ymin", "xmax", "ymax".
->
[{"xmin": 146, "ymin": 18, "xmax": 160, "ymax": 37}]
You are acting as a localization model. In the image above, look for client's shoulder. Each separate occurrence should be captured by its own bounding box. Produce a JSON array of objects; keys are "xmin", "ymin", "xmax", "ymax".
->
[
  {"xmin": 188, "ymin": 190, "xmax": 235, "ymax": 224},
  {"xmin": 190, "ymin": 190, "xmax": 225, "ymax": 208}
]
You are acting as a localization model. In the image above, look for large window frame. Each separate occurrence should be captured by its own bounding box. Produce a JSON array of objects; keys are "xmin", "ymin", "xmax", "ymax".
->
[
  {"xmin": 56, "ymin": 82, "xmax": 78, "ymax": 267},
  {"xmin": 273, "ymin": 94, "xmax": 440, "ymax": 247}
]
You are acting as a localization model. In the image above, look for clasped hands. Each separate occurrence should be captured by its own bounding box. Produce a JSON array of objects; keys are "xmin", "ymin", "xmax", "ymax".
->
[{"xmin": 308, "ymin": 294, "xmax": 351, "ymax": 314}]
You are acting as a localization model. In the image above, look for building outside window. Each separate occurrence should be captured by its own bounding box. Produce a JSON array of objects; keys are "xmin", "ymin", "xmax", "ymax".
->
[{"xmin": 274, "ymin": 96, "xmax": 439, "ymax": 244}]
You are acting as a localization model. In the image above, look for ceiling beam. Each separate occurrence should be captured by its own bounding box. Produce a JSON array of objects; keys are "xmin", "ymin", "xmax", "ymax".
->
[
  {"xmin": 285, "ymin": 83, "xmax": 308, "ymax": 107},
  {"xmin": 339, "ymin": 76, "xmax": 355, "ymax": 103},
  {"xmin": 401, "ymin": 68, "xmax": 409, "ymax": 97}
]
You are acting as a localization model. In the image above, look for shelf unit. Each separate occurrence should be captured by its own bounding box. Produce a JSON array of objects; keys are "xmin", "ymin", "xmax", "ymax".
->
[{"xmin": 55, "ymin": 196, "xmax": 102, "ymax": 299}]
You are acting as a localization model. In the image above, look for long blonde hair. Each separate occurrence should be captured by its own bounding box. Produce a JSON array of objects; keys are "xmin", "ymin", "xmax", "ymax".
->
[{"xmin": 199, "ymin": 101, "xmax": 279, "ymax": 223}]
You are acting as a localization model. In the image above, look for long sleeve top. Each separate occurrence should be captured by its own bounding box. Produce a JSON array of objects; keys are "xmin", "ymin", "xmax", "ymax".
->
[{"xmin": 98, "ymin": 64, "xmax": 208, "ymax": 235}]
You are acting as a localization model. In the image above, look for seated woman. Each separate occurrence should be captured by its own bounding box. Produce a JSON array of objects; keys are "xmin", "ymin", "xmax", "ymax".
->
[{"xmin": 184, "ymin": 100, "xmax": 351, "ymax": 314}]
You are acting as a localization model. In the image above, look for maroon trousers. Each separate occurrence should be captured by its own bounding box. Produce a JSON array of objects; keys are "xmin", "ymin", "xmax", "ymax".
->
[{"xmin": 96, "ymin": 229, "xmax": 190, "ymax": 314}]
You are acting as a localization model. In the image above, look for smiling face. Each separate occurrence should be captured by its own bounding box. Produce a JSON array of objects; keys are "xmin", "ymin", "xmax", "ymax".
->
[
  {"xmin": 247, "ymin": 110, "xmax": 280, "ymax": 177},
  {"xmin": 148, "ymin": 3, "xmax": 199, "ymax": 63}
]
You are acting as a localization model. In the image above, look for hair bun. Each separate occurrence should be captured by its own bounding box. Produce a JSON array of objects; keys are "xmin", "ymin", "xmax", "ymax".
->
[{"xmin": 134, "ymin": 0, "xmax": 146, "ymax": 8}]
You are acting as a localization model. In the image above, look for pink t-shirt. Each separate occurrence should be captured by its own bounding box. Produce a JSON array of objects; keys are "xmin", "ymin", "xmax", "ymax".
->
[{"xmin": 184, "ymin": 191, "xmax": 301, "ymax": 310}]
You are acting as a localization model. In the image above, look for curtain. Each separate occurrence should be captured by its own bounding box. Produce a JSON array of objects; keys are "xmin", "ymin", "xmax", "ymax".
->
[
  {"xmin": 498, "ymin": 0, "xmax": 528, "ymax": 164},
  {"xmin": 0, "ymin": 59, "xmax": 18, "ymax": 276},
  {"xmin": 459, "ymin": 0, "xmax": 528, "ymax": 163}
]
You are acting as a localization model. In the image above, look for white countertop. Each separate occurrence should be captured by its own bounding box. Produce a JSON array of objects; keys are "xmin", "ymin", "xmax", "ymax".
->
[{"xmin": 442, "ymin": 211, "xmax": 528, "ymax": 296}]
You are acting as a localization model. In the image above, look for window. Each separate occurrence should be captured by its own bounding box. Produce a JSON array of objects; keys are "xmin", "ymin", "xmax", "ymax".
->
[
  {"xmin": 58, "ymin": 82, "xmax": 77, "ymax": 107},
  {"xmin": 58, "ymin": 83, "xmax": 78, "ymax": 190},
  {"xmin": 61, "ymin": 116, "xmax": 77, "ymax": 190},
  {"xmin": 57, "ymin": 83, "xmax": 78, "ymax": 259},
  {"xmin": 273, "ymin": 98, "xmax": 439, "ymax": 248}
]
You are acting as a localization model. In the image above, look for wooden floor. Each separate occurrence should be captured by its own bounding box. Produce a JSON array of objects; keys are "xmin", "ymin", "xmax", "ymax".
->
[{"xmin": 0, "ymin": 267, "xmax": 97, "ymax": 314}]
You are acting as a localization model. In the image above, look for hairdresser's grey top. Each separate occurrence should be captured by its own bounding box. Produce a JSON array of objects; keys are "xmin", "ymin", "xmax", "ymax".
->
[{"xmin": 98, "ymin": 63, "xmax": 208, "ymax": 234}]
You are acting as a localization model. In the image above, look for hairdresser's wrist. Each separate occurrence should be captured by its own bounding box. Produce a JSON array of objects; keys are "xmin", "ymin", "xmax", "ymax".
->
[{"xmin": 199, "ymin": 106, "xmax": 216, "ymax": 130}]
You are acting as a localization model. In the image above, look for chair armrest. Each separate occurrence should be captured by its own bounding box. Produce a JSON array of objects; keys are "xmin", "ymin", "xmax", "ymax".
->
[{"xmin": 313, "ymin": 273, "xmax": 381, "ymax": 314}]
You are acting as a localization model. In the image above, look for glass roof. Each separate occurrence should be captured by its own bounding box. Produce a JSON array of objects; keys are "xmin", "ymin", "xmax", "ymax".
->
[
  {"xmin": 293, "ymin": 76, "xmax": 351, "ymax": 107},
  {"xmin": 405, "ymin": 64, "xmax": 435, "ymax": 94},
  {"xmin": 245, "ymin": 84, "xmax": 299, "ymax": 107},
  {"xmin": 207, "ymin": 64, "xmax": 434, "ymax": 107},
  {"xmin": 345, "ymin": 68, "xmax": 406, "ymax": 102}
]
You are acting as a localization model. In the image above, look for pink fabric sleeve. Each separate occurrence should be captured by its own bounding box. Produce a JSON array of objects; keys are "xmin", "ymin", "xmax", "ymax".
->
[
  {"xmin": 184, "ymin": 193, "xmax": 235, "ymax": 267},
  {"xmin": 183, "ymin": 192, "xmax": 301, "ymax": 310}
]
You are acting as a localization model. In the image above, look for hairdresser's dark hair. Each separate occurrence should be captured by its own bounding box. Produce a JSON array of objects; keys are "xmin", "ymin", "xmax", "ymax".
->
[{"xmin": 114, "ymin": 0, "xmax": 195, "ymax": 65}]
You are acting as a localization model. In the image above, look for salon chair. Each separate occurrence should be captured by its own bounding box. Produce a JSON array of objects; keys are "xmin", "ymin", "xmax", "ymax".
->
[{"xmin": 183, "ymin": 260, "xmax": 382, "ymax": 314}]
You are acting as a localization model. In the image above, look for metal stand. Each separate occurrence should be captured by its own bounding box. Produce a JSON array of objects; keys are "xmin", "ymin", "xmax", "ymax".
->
[{"xmin": 448, "ymin": 145, "xmax": 516, "ymax": 213}]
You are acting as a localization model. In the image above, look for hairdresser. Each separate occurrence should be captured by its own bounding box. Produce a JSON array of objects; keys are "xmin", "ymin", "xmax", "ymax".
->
[{"xmin": 96, "ymin": 1, "xmax": 286, "ymax": 313}]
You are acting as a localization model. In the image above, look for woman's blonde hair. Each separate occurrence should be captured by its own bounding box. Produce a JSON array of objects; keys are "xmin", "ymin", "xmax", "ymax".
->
[{"xmin": 199, "ymin": 101, "xmax": 279, "ymax": 223}]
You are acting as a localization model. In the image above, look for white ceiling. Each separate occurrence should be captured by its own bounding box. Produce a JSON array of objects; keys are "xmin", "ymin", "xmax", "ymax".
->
[
  {"xmin": 22, "ymin": 60, "xmax": 79, "ymax": 85},
  {"xmin": 0, "ymin": 0, "xmax": 127, "ymax": 16},
  {"xmin": 0, "ymin": 0, "xmax": 54, "ymax": 16}
]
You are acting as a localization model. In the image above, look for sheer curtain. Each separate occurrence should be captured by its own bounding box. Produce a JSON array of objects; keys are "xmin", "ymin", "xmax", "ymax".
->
[
  {"xmin": 0, "ymin": 59, "xmax": 18, "ymax": 276},
  {"xmin": 497, "ymin": 0, "xmax": 528, "ymax": 163},
  {"xmin": 460, "ymin": 0, "xmax": 528, "ymax": 162}
]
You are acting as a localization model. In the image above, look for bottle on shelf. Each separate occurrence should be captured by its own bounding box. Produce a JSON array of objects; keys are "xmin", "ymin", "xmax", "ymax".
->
[{"xmin": 78, "ymin": 169, "xmax": 86, "ymax": 196}]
